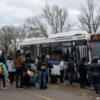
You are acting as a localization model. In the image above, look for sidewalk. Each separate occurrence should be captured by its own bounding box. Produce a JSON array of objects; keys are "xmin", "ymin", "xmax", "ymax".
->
[
  {"xmin": 47, "ymin": 80, "xmax": 100, "ymax": 100},
  {"xmin": 2, "ymin": 78, "xmax": 100, "ymax": 100}
]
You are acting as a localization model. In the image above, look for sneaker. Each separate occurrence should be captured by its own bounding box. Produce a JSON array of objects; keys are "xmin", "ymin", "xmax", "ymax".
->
[{"xmin": 2, "ymin": 87, "xmax": 7, "ymax": 89}]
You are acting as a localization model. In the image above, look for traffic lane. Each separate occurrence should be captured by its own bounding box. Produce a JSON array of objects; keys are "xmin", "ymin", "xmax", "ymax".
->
[
  {"xmin": 0, "ymin": 88, "xmax": 50, "ymax": 100},
  {"xmin": 25, "ymin": 88, "xmax": 91, "ymax": 100},
  {"xmin": 0, "ymin": 87, "xmax": 91, "ymax": 100}
]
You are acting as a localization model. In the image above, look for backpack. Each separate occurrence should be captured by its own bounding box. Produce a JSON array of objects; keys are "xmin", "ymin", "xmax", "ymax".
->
[
  {"xmin": 0, "ymin": 64, "xmax": 4, "ymax": 75},
  {"xmin": 40, "ymin": 62, "xmax": 47, "ymax": 71}
]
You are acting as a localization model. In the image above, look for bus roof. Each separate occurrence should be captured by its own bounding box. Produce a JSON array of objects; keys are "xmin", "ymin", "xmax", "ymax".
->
[
  {"xmin": 49, "ymin": 31, "xmax": 88, "ymax": 38},
  {"xmin": 20, "ymin": 31, "xmax": 90, "ymax": 46}
]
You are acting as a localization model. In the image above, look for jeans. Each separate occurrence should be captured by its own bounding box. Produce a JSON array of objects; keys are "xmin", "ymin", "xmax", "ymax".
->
[
  {"xmin": 92, "ymin": 75, "xmax": 100, "ymax": 94},
  {"xmin": 38, "ymin": 71, "xmax": 46, "ymax": 88},
  {"xmin": 69, "ymin": 72, "xmax": 75, "ymax": 85}
]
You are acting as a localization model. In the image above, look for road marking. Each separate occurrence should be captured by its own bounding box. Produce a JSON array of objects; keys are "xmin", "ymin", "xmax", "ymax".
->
[{"xmin": 25, "ymin": 90, "xmax": 52, "ymax": 100}]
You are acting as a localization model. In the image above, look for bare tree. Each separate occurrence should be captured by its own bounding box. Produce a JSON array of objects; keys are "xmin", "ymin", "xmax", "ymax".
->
[
  {"xmin": 25, "ymin": 16, "xmax": 48, "ymax": 37},
  {"xmin": 78, "ymin": 0, "xmax": 100, "ymax": 34},
  {"xmin": 0, "ymin": 25, "xmax": 19, "ymax": 54},
  {"xmin": 42, "ymin": 4, "xmax": 72, "ymax": 34}
]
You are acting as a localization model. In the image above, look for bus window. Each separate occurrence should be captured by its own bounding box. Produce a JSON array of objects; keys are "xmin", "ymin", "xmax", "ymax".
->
[{"xmin": 62, "ymin": 47, "xmax": 73, "ymax": 61}]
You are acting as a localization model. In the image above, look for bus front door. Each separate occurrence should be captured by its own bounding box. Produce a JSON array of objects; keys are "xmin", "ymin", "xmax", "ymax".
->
[{"xmin": 76, "ymin": 46, "xmax": 88, "ymax": 64}]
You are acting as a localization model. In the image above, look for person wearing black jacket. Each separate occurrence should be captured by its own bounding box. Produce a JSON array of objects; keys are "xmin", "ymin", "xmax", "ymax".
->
[
  {"xmin": 24, "ymin": 51, "xmax": 32, "ymax": 87},
  {"xmin": 89, "ymin": 58, "xmax": 100, "ymax": 94},
  {"xmin": 37, "ymin": 57, "xmax": 47, "ymax": 89},
  {"xmin": 68, "ymin": 57, "xmax": 75, "ymax": 85},
  {"xmin": 79, "ymin": 58, "xmax": 87, "ymax": 88}
]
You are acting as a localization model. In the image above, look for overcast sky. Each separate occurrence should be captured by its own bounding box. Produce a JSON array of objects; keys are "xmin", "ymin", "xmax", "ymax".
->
[{"xmin": 0, "ymin": 0, "xmax": 99, "ymax": 28}]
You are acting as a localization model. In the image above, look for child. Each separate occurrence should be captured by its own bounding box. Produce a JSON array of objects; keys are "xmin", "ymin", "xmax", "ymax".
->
[
  {"xmin": 0, "ymin": 52, "xmax": 8, "ymax": 89},
  {"xmin": 30, "ymin": 59, "xmax": 37, "ymax": 87}
]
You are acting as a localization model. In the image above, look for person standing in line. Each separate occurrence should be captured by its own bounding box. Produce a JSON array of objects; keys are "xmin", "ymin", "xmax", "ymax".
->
[
  {"xmin": 30, "ymin": 59, "xmax": 37, "ymax": 87},
  {"xmin": 24, "ymin": 51, "xmax": 32, "ymax": 87},
  {"xmin": 14, "ymin": 50, "xmax": 24, "ymax": 88},
  {"xmin": 79, "ymin": 58, "xmax": 87, "ymax": 88},
  {"xmin": 68, "ymin": 57, "xmax": 75, "ymax": 85},
  {"xmin": 59, "ymin": 58, "xmax": 65, "ymax": 84},
  {"xmin": 45, "ymin": 55, "xmax": 53, "ymax": 83},
  {"xmin": 6, "ymin": 53, "xmax": 16, "ymax": 86},
  {"xmin": 89, "ymin": 58, "xmax": 100, "ymax": 94},
  {"xmin": 37, "ymin": 57, "xmax": 47, "ymax": 89},
  {"xmin": 0, "ymin": 50, "xmax": 8, "ymax": 89}
]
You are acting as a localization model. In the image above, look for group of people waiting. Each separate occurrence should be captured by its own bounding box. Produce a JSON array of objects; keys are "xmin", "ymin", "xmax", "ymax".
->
[
  {"xmin": 0, "ymin": 50, "xmax": 53, "ymax": 90},
  {"xmin": 59, "ymin": 57, "xmax": 100, "ymax": 94},
  {"xmin": 0, "ymin": 49, "xmax": 100, "ymax": 95}
]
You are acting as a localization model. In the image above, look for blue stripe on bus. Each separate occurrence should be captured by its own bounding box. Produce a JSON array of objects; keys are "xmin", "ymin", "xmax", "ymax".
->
[
  {"xmin": 49, "ymin": 61, "xmax": 68, "ymax": 67},
  {"xmin": 49, "ymin": 61, "xmax": 59, "ymax": 65}
]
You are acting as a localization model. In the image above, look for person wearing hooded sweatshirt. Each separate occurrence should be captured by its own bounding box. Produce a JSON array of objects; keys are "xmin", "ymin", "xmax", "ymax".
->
[
  {"xmin": 0, "ymin": 50, "xmax": 8, "ymax": 89},
  {"xmin": 14, "ymin": 50, "xmax": 24, "ymax": 88}
]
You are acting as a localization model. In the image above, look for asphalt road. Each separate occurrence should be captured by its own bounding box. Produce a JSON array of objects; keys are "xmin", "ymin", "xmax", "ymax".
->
[{"xmin": 0, "ymin": 84, "xmax": 97, "ymax": 100}]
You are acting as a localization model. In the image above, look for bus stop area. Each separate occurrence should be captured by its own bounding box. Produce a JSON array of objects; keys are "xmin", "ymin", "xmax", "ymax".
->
[{"xmin": 0, "ymin": 79, "xmax": 99, "ymax": 100}]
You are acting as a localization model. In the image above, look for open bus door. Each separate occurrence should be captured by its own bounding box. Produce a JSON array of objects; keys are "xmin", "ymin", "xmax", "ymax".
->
[
  {"xmin": 76, "ymin": 45, "xmax": 88, "ymax": 79},
  {"xmin": 76, "ymin": 46, "xmax": 88, "ymax": 64}
]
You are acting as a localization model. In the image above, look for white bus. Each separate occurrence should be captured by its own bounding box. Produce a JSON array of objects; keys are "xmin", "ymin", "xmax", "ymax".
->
[
  {"xmin": 20, "ymin": 31, "xmax": 91, "ymax": 64},
  {"xmin": 19, "ymin": 31, "xmax": 91, "ymax": 76}
]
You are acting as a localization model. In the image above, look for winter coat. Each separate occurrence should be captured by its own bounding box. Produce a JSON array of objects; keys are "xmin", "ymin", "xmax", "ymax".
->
[
  {"xmin": 37, "ymin": 60, "xmax": 47, "ymax": 72},
  {"xmin": 6, "ymin": 59, "xmax": 16, "ymax": 72},
  {"xmin": 25, "ymin": 57, "xmax": 31, "ymax": 64},
  {"xmin": 0, "ymin": 62, "xmax": 8, "ymax": 77},
  {"xmin": 68, "ymin": 60, "xmax": 75, "ymax": 73},
  {"xmin": 31, "ymin": 64, "xmax": 37, "ymax": 72},
  {"xmin": 79, "ymin": 61, "xmax": 87, "ymax": 75},
  {"xmin": 90, "ymin": 63, "xmax": 100, "ymax": 76},
  {"xmin": 46, "ymin": 61, "xmax": 53, "ymax": 74},
  {"xmin": 14, "ymin": 55, "xmax": 24, "ymax": 67}
]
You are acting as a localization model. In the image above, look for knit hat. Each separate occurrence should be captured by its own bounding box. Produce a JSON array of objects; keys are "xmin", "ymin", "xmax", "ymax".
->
[{"xmin": 15, "ymin": 50, "xmax": 21, "ymax": 56}]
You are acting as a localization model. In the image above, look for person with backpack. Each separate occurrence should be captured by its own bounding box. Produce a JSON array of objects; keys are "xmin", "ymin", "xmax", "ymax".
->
[
  {"xmin": 37, "ymin": 57, "xmax": 47, "ymax": 89},
  {"xmin": 0, "ymin": 50, "xmax": 8, "ymax": 89},
  {"xmin": 68, "ymin": 57, "xmax": 75, "ymax": 85},
  {"xmin": 6, "ymin": 52, "xmax": 16, "ymax": 86},
  {"xmin": 79, "ymin": 57, "xmax": 88, "ymax": 88},
  {"xmin": 14, "ymin": 50, "xmax": 24, "ymax": 88}
]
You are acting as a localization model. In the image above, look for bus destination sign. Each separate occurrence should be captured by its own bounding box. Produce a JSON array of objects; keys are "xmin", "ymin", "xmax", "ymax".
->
[{"xmin": 91, "ymin": 34, "xmax": 100, "ymax": 41}]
